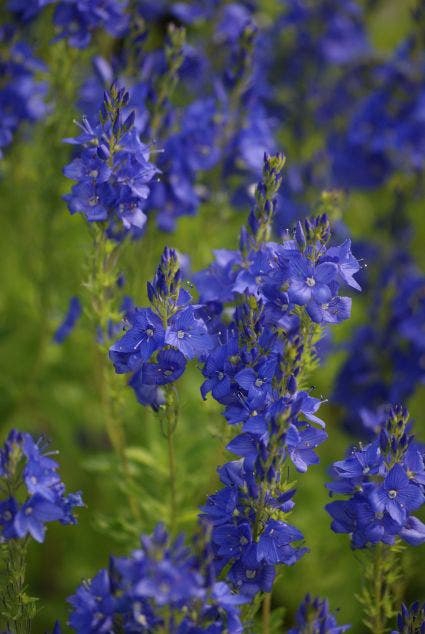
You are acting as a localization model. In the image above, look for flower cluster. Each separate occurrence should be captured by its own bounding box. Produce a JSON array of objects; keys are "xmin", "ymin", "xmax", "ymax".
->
[
  {"xmin": 109, "ymin": 247, "xmax": 213, "ymax": 408},
  {"xmin": 68, "ymin": 523, "xmax": 245, "ymax": 633},
  {"xmin": 326, "ymin": 406, "xmax": 425, "ymax": 549},
  {"xmin": 0, "ymin": 27, "xmax": 49, "ymax": 158},
  {"xmin": 0, "ymin": 430, "xmax": 83, "ymax": 543},
  {"xmin": 333, "ymin": 250, "xmax": 425, "ymax": 437},
  {"xmin": 63, "ymin": 84, "xmax": 158, "ymax": 239},
  {"xmin": 288, "ymin": 594, "xmax": 350, "ymax": 634},
  {"xmin": 195, "ymin": 153, "xmax": 361, "ymax": 595}
]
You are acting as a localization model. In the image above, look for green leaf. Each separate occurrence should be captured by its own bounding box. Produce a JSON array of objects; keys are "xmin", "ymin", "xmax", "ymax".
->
[{"xmin": 125, "ymin": 446, "xmax": 168, "ymax": 476}]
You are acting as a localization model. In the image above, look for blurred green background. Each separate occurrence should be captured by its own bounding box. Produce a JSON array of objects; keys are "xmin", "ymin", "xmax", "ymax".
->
[{"xmin": 0, "ymin": 1, "xmax": 424, "ymax": 631}]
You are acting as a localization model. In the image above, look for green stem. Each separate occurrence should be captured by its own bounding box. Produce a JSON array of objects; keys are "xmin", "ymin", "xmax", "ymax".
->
[
  {"xmin": 161, "ymin": 385, "xmax": 179, "ymax": 530},
  {"xmin": 167, "ymin": 425, "xmax": 177, "ymax": 530},
  {"xmin": 372, "ymin": 543, "xmax": 385, "ymax": 634},
  {"xmin": 262, "ymin": 592, "xmax": 271, "ymax": 634}
]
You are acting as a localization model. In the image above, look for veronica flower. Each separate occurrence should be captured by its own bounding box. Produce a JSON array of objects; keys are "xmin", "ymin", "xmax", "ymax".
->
[
  {"xmin": 165, "ymin": 307, "xmax": 214, "ymax": 360},
  {"xmin": 110, "ymin": 247, "xmax": 212, "ymax": 407}
]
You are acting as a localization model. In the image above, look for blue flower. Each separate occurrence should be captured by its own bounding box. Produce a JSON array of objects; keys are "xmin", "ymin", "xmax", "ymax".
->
[
  {"xmin": 228, "ymin": 557, "xmax": 275, "ymax": 597},
  {"xmin": 257, "ymin": 519, "xmax": 307, "ymax": 565},
  {"xmin": 199, "ymin": 488, "xmax": 238, "ymax": 526},
  {"xmin": 14, "ymin": 494, "xmax": 64, "ymax": 543},
  {"xmin": 109, "ymin": 308, "xmax": 165, "ymax": 373},
  {"xmin": 235, "ymin": 357, "xmax": 277, "ymax": 404},
  {"xmin": 286, "ymin": 424, "xmax": 328, "ymax": 473},
  {"xmin": 141, "ymin": 349, "xmax": 186, "ymax": 385},
  {"xmin": 212, "ymin": 523, "xmax": 252, "ymax": 560},
  {"xmin": 370, "ymin": 464, "xmax": 425, "ymax": 525},
  {"xmin": 288, "ymin": 254, "xmax": 338, "ymax": 315},
  {"xmin": 165, "ymin": 307, "xmax": 213, "ymax": 360}
]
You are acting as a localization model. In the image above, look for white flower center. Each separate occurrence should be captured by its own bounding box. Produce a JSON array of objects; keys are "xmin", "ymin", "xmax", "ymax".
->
[{"xmin": 306, "ymin": 276, "xmax": 316, "ymax": 287}]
